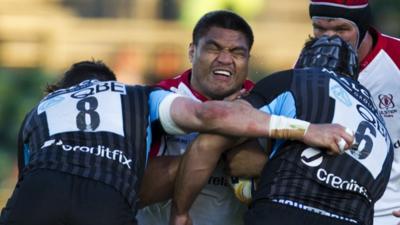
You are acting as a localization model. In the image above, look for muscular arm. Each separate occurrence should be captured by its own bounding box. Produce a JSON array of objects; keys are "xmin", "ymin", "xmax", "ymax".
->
[
  {"xmin": 138, "ymin": 156, "xmax": 180, "ymax": 208},
  {"xmin": 169, "ymin": 98, "xmax": 271, "ymax": 137},
  {"xmin": 167, "ymin": 97, "xmax": 355, "ymax": 153},
  {"xmin": 170, "ymin": 134, "xmax": 244, "ymax": 225},
  {"xmin": 224, "ymin": 139, "xmax": 269, "ymax": 178}
]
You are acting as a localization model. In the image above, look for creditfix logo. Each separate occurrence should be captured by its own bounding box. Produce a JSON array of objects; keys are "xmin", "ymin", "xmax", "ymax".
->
[
  {"xmin": 41, "ymin": 139, "xmax": 133, "ymax": 169},
  {"xmin": 317, "ymin": 168, "xmax": 371, "ymax": 202},
  {"xmin": 301, "ymin": 148, "xmax": 324, "ymax": 167}
]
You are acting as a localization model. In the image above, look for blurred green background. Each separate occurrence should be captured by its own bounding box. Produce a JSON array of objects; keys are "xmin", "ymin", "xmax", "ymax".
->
[{"xmin": 0, "ymin": 0, "xmax": 399, "ymax": 208}]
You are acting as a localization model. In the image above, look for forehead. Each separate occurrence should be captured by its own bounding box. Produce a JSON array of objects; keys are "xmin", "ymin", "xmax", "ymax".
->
[
  {"xmin": 312, "ymin": 17, "xmax": 356, "ymax": 28},
  {"xmin": 199, "ymin": 26, "xmax": 249, "ymax": 48}
]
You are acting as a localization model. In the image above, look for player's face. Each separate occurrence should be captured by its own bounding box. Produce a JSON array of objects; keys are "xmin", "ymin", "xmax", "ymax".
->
[
  {"xmin": 189, "ymin": 26, "xmax": 250, "ymax": 100},
  {"xmin": 312, "ymin": 18, "xmax": 359, "ymax": 49}
]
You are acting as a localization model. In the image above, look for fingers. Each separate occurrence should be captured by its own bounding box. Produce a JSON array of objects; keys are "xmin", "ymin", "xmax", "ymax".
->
[
  {"xmin": 302, "ymin": 123, "xmax": 356, "ymax": 155},
  {"xmin": 343, "ymin": 127, "xmax": 356, "ymax": 148},
  {"xmin": 393, "ymin": 209, "xmax": 400, "ymax": 217},
  {"xmin": 335, "ymin": 125, "xmax": 356, "ymax": 154},
  {"xmin": 337, "ymin": 138, "xmax": 347, "ymax": 154},
  {"xmin": 170, "ymin": 214, "xmax": 193, "ymax": 225},
  {"xmin": 223, "ymin": 88, "xmax": 247, "ymax": 101}
]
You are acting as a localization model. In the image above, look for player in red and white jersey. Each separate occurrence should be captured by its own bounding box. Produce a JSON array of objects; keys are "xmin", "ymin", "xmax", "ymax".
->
[
  {"xmin": 308, "ymin": 0, "xmax": 400, "ymax": 224},
  {"xmin": 136, "ymin": 10, "xmax": 255, "ymax": 225},
  {"xmin": 152, "ymin": 69, "xmax": 253, "ymax": 157}
]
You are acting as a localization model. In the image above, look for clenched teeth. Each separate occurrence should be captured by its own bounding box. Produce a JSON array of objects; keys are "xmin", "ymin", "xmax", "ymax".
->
[{"xmin": 213, "ymin": 70, "xmax": 232, "ymax": 77}]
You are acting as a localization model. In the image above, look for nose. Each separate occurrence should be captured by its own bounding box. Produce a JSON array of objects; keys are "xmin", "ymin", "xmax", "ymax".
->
[{"xmin": 216, "ymin": 50, "xmax": 234, "ymax": 64}]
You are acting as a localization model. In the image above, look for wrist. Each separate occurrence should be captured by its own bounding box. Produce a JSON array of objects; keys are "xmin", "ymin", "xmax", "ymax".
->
[{"xmin": 269, "ymin": 115, "xmax": 310, "ymax": 140}]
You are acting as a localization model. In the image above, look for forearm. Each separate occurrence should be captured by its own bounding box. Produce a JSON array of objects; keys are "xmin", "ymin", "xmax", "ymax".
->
[
  {"xmin": 225, "ymin": 139, "xmax": 268, "ymax": 178},
  {"xmin": 170, "ymin": 98, "xmax": 309, "ymax": 140},
  {"xmin": 168, "ymin": 97, "xmax": 355, "ymax": 154},
  {"xmin": 138, "ymin": 156, "xmax": 180, "ymax": 208},
  {"xmin": 172, "ymin": 134, "xmax": 239, "ymax": 216},
  {"xmin": 170, "ymin": 98, "xmax": 270, "ymax": 137}
]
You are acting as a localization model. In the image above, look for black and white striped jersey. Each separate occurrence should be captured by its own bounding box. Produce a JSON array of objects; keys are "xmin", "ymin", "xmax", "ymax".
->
[
  {"xmin": 18, "ymin": 79, "xmax": 172, "ymax": 214},
  {"xmin": 244, "ymin": 68, "xmax": 393, "ymax": 225}
]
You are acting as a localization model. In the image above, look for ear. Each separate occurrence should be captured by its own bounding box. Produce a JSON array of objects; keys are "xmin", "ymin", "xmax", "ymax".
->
[{"xmin": 188, "ymin": 43, "xmax": 194, "ymax": 63}]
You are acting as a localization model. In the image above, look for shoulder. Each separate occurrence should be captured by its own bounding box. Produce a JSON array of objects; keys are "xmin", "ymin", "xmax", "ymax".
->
[
  {"xmin": 381, "ymin": 33, "xmax": 400, "ymax": 68},
  {"xmin": 369, "ymin": 28, "xmax": 400, "ymax": 69},
  {"xmin": 244, "ymin": 69, "xmax": 293, "ymax": 108},
  {"xmin": 155, "ymin": 70, "xmax": 191, "ymax": 91},
  {"xmin": 253, "ymin": 69, "xmax": 293, "ymax": 91}
]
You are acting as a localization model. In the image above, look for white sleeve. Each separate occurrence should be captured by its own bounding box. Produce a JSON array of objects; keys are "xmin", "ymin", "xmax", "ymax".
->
[{"xmin": 159, "ymin": 94, "xmax": 188, "ymax": 135}]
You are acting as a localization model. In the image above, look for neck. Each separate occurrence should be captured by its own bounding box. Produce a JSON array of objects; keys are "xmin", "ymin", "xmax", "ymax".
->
[
  {"xmin": 358, "ymin": 31, "xmax": 373, "ymax": 62},
  {"xmin": 189, "ymin": 73, "xmax": 212, "ymax": 100}
]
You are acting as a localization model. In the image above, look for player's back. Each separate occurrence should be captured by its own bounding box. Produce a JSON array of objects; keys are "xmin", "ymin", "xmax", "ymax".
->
[
  {"xmin": 20, "ymin": 79, "xmax": 152, "ymax": 213},
  {"xmin": 246, "ymin": 68, "xmax": 393, "ymax": 225}
]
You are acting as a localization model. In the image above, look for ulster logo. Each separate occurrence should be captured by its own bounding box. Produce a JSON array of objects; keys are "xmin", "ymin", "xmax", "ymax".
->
[
  {"xmin": 378, "ymin": 94, "xmax": 395, "ymax": 109},
  {"xmin": 378, "ymin": 94, "xmax": 397, "ymax": 118},
  {"xmin": 331, "ymin": 84, "xmax": 352, "ymax": 107}
]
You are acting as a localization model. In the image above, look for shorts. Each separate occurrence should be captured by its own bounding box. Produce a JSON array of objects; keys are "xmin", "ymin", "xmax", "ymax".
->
[
  {"xmin": 0, "ymin": 169, "xmax": 137, "ymax": 225},
  {"xmin": 244, "ymin": 200, "xmax": 361, "ymax": 225}
]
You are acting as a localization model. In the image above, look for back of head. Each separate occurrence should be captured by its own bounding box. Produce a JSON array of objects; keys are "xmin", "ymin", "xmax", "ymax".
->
[
  {"xmin": 46, "ymin": 60, "xmax": 116, "ymax": 93},
  {"xmin": 309, "ymin": 0, "xmax": 372, "ymax": 47},
  {"xmin": 295, "ymin": 35, "xmax": 359, "ymax": 80},
  {"xmin": 192, "ymin": 10, "xmax": 254, "ymax": 50}
]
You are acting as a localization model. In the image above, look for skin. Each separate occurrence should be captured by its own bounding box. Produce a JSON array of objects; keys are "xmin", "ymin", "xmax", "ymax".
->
[
  {"xmin": 312, "ymin": 17, "xmax": 373, "ymax": 62},
  {"xmin": 138, "ymin": 26, "xmax": 252, "ymax": 207},
  {"xmin": 224, "ymin": 139, "xmax": 268, "ymax": 178},
  {"xmin": 189, "ymin": 26, "xmax": 250, "ymax": 100}
]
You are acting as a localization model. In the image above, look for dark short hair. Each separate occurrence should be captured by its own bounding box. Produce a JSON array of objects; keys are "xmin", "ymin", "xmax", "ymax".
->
[
  {"xmin": 192, "ymin": 10, "xmax": 254, "ymax": 50},
  {"xmin": 46, "ymin": 60, "xmax": 116, "ymax": 93}
]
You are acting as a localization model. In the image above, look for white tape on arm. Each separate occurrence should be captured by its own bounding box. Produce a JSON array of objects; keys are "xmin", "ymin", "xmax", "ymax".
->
[
  {"xmin": 269, "ymin": 115, "xmax": 310, "ymax": 140},
  {"xmin": 159, "ymin": 94, "xmax": 187, "ymax": 135}
]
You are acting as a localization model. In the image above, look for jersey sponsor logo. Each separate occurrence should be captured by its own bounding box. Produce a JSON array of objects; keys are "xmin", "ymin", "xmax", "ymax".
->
[
  {"xmin": 41, "ymin": 139, "xmax": 133, "ymax": 169},
  {"xmin": 378, "ymin": 94, "xmax": 398, "ymax": 118},
  {"xmin": 43, "ymin": 80, "xmax": 126, "ymax": 101},
  {"xmin": 208, "ymin": 175, "xmax": 230, "ymax": 187},
  {"xmin": 325, "ymin": 68, "xmax": 376, "ymax": 113},
  {"xmin": 70, "ymin": 81, "xmax": 125, "ymax": 99},
  {"xmin": 331, "ymin": 84, "xmax": 352, "ymax": 107},
  {"xmin": 316, "ymin": 168, "xmax": 371, "ymax": 202},
  {"xmin": 38, "ymin": 96, "xmax": 65, "ymax": 112},
  {"xmin": 272, "ymin": 199, "xmax": 358, "ymax": 224},
  {"xmin": 301, "ymin": 148, "xmax": 324, "ymax": 167}
]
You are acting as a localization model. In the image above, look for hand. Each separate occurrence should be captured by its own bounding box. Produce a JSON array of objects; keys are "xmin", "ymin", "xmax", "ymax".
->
[
  {"xmin": 170, "ymin": 212, "xmax": 192, "ymax": 225},
  {"xmin": 394, "ymin": 210, "xmax": 400, "ymax": 217},
  {"xmin": 303, "ymin": 123, "xmax": 355, "ymax": 155},
  {"xmin": 224, "ymin": 88, "xmax": 248, "ymax": 101},
  {"xmin": 170, "ymin": 203, "xmax": 193, "ymax": 225},
  {"xmin": 392, "ymin": 210, "xmax": 400, "ymax": 225}
]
